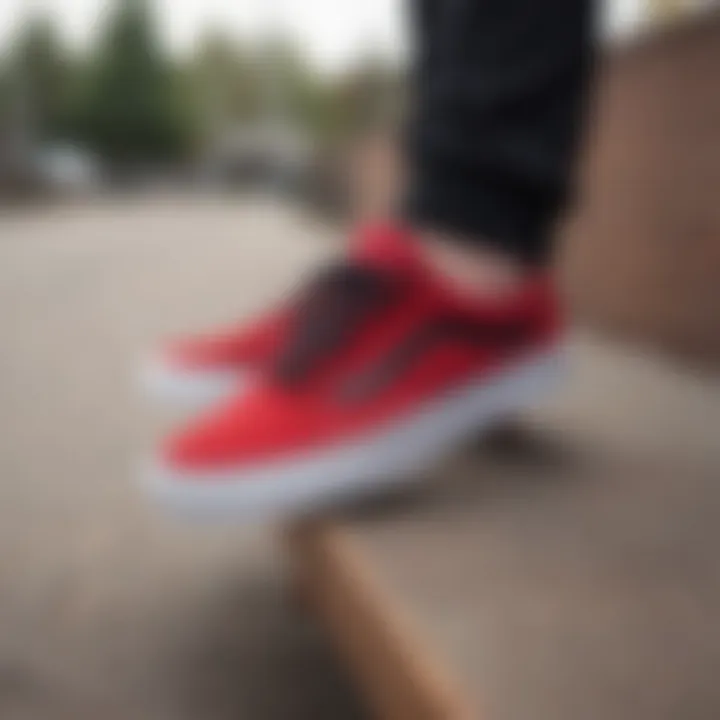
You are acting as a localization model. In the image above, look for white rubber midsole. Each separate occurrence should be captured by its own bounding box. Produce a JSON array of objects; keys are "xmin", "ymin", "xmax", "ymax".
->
[
  {"xmin": 145, "ymin": 347, "xmax": 566, "ymax": 521},
  {"xmin": 140, "ymin": 355, "xmax": 246, "ymax": 408}
]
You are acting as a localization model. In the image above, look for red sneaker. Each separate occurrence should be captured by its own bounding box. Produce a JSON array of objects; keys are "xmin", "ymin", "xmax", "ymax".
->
[{"xmin": 146, "ymin": 226, "xmax": 565, "ymax": 520}]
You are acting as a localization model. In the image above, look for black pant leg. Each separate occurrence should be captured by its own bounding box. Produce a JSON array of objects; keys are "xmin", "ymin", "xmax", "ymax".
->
[{"xmin": 405, "ymin": 0, "xmax": 596, "ymax": 265}]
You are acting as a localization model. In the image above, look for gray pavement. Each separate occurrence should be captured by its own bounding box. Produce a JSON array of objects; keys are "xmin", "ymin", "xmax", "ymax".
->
[{"xmin": 0, "ymin": 195, "xmax": 362, "ymax": 720}]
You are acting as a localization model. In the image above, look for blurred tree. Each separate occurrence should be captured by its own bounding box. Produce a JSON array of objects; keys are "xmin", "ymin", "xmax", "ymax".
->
[
  {"xmin": 0, "ymin": 61, "xmax": 16, "ymax": 181},
  {"xmin": 10, "ymin": 15, "xmax": 71, "ymax": 144},
  {"xmin": 299, "ymin": 53, "xmax": 401, "ymax": 152},
  {"xmin": 78, "ymin": 0, "xmax": 189, "ymax": 166},
  {"xmin": 0, "ymin": 60, "xmax": 11, "ymax": 119},
  {"xmin": 256, "ymin": 36, "xmax": 314, "ymax": 121},
  {"xmin": 648, "ymin": 0, "xmax": 692, "ymax": 22},
  {"xmin": 249, "ymin": 40, "xmax": 400, "ymax": 150},
  {"xmin": 186, "ymin": 30, "xmax": 264, "ymax": 149},
  {"xmin": 188, "ymin": 32, "xmax": 325, "ymax": 136}
]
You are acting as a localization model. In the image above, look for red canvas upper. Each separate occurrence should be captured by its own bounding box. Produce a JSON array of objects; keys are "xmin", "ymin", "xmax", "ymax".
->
[
  {"xmin": 163, "ymin": 306, "xmax": 289, "ymax": 372},
  {"xmin": 160, "ymin": 224, "xmax": 416, "ymax": 374},
  {"xmin": 164, "ymin": 225, "xmax": 562, "ymax": 472}
]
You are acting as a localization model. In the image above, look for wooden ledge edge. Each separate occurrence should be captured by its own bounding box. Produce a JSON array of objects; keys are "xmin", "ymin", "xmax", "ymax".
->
[{"xmin": 284, "ymin": 522, "xmax": 477, "ymax": 720}]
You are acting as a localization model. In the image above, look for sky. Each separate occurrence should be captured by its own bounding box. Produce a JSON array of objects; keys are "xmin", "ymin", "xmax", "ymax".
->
[
  {"xmin": 0, "ymin": 0, "xmax": 407, "ymax": 72},
  {"xmin": 0, "ymin": 0, "xmax": 646, "ymax": 73}
]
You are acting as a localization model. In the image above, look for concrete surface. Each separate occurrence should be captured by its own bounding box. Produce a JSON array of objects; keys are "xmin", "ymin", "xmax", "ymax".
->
[
  {"xmin": 0, "ymin": 195, "xmax": 363, "ymax": 720},
  {"xmin": 344, "ymin": 338, "xmax": 720, "ymax": 720}
]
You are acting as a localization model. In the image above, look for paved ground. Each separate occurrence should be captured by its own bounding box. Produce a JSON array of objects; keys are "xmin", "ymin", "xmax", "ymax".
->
[
  {"xmin": 0, "ymin": 195, "xmax": 363, "ymax": 720},
  {"xmin": 344, "ymin": 336, "xmax": 720, "ymax": 719}
]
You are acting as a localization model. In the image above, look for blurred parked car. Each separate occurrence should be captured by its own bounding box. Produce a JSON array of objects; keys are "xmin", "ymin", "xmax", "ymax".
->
[{"xmin": 34, "ymin": 144, "xmax": 101, "ymax": 193}]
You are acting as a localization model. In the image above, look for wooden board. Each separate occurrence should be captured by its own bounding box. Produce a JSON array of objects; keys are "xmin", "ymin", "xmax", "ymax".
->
[
  {"xmin": 285, "ymin": 338, "xmax": 720, "ymax": 720},
  {"xmin": 287, "ymin": 523, "xmax": 473, "ymax": 719}
]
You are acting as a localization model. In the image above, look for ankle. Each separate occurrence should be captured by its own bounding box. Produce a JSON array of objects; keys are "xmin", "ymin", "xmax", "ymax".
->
[{"xmin": 418, "ymin": 229, "xmax": 527, "ymax": 299}]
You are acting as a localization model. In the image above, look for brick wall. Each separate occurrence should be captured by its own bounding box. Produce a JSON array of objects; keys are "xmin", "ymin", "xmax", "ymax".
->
[{"xmin": 563, "ymin": 10, "xmax": 720, "ymax": 363}]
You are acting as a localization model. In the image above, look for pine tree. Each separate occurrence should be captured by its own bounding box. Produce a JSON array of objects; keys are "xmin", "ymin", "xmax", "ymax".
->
[
  {"xmin": 11, "ymin": 15, "xmax": 69, "ymax": 144},
  {"xmin": 79, "ymin": 0, "xmax": 187, "ymax": 166}
]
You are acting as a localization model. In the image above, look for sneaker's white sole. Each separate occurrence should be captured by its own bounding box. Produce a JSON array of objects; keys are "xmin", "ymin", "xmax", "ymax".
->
[
  {"xmin": 140, "ymin": 355, "xmax": 246, "ymax": 409},
  {"xmin": 144, "ymin": 348, "xmax": 565, "ymax": 522}
]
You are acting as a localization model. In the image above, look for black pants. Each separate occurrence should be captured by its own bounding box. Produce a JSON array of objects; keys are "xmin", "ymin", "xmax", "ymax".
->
[{"xmin": 406, "ymin": 0, "xmax": 596, "ymax": 265}]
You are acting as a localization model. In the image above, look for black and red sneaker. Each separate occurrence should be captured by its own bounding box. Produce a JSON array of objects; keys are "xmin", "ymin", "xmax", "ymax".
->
[{"xmin": 146, "ymin": 225, "xmax": 565, "ymax": 520}]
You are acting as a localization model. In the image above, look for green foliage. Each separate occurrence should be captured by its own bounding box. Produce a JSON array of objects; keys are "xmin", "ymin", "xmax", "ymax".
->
[
  {"xmin": 0, "ymin": 1, "xmax": 401, "ymax": 165},
  {"xmin": 77, "ymin": 0, "xmax": 189, "ymax": 164},
  {"xmin": 183, "ymin": 30, "xmax": 264, "ymax": 151},
  {"xmin": 0, "ymin": 62, "xmax": 11, "ymax": 118},
  {"xmin": 10, "ymin": 15, "xmax": 71, "ymax": 143}
]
